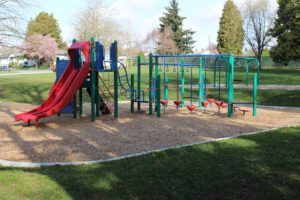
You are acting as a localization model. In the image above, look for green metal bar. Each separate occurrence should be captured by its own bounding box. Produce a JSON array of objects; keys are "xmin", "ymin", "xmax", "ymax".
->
[
  {"xmin": 90, "ymin": 37, "xmax": 96, "ymax": 121},
  {"xmin": 149, "ymin": 54, "xmax": 153, "ymax": 115},
  {"xmin": 137, "ymin": 56, "xmax": 141, "ymax": 111},
  {"xmin": 199, "ymin": 58, "xmax": 203, "ymax": 108},
  {"xmin": 164, "ymin": 78, "xmax": 168, "ymax": 100},
  {"xmin": 213, "ymin": 58, "xmax": 217, "ymax": 88},
  {"xmin": 113, "ymin": 41, "xmax": 119, "ymax": 119},
  {"xmin": 55, "ymin": 57, "xmax": 61, "ymax": 117},
  {"xmin": 72, "ymin": 93, "xmax": 77, "ymax": 119},
  {"xmin": 181, "ymin": 57, "xmax": 185, "ymax": 108},
  {"xmin": 228, "ymin": 54, "xmax": 234, "ymax": 117},
  {"xmin": 55, "ymin": 57, "xmax": 59, "ymax": 82},
  {"xmin": 253, "ymin": 74, "xmax": 257, "ymax": 117},
  {"xmin": 130, "ymin": 74, "xmax": 134, "ymax": 113},
  {"xmin": 156, "ymin": 74, "xmax": 161, "ymax": 117},
  {"xmin": 155, "ymin": 56, "xmax": 159, "ymax": 112},
  {"xmin": 95, "ymin": 71, "xmax": 100, "ymax": 117},
  {"xmin": 72, "ymin": 39, "xmax": 77, "ymax": 119}
]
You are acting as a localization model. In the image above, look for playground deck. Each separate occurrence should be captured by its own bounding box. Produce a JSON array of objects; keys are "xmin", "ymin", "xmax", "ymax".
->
[{"xmin": 1, "ymin": 101, "xmax": 300, "ymax": 163}]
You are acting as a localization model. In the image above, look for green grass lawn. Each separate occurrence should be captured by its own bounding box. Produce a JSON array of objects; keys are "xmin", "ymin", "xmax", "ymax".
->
[
  {"xmin": 1, "ymin": 126, "xmax": 300, "ymax": 200},
  {"xmin": 0, "ymin": 73, "xmax": 56, "ymax": 104}
]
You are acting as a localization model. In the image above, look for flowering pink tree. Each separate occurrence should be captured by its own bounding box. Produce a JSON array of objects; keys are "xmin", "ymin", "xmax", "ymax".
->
[{"xmin": 22, "ymin": 34, "xmax": 58, "ymax": 64}]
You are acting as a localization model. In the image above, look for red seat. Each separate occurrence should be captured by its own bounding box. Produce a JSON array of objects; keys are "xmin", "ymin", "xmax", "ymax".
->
[
  {"xmin": 208, "ymin": 98, "xmax": 215, "ymax": 103},
  {"xmin": 215, "ymin": 101, "xmax": 223, "ymax": 107},
  {"xmin": 160, "ymin": 100, "xmax": 169, "ymax": 106},
  {"xmin": 187, "ymin": 105, "xmax": 196, "ymax": 112},
  {"xmin": 173, "ymin": 100, "xmax": 182, "ymax": 106},
  {"xmin": 201, "ymin": 101, "xmax": 210, "ymax": 107}
]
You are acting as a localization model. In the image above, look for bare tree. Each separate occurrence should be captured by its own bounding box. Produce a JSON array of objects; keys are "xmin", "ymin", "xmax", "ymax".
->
[
  {"xmin": 144, "ymin": 27, "xmax": 178, "ymax": 54},
  {"xmin": 243, "ymin": 0, "xmax": 275, "ymax": 67},
  {"xmin": 0, "ymin": 0, "xmax": 33, "ymax": 48},
  {"xmin": 73, "ymin": 0, "xmax": 126, "ymax": 50}
]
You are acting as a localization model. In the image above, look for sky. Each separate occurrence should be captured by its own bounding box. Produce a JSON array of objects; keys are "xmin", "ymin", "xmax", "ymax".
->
[{"xmin": 30, "ymin": 0, "xmax": 278, "ymax": 51}]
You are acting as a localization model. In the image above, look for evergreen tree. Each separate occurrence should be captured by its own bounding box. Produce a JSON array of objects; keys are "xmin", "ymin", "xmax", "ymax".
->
[
  {"xmin": 217, "ymin": 0, "xmax": 244, "ymax": 55},
  {"xmin": 159, "ymin": 0, "xmax": 195, "ymax": 53},
  {"xmin": 26, "ymin": 12, "xmax": 66, "ymax": 49},
  {"xmin": 270, "ymin": 0, "xmax": 300, "ymax": 64}
]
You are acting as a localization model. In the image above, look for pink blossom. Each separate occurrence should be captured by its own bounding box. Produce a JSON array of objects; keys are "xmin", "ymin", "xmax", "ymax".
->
[{"xmin": 22, "ymin": 34, "xmax": 59, "ymax": 63}]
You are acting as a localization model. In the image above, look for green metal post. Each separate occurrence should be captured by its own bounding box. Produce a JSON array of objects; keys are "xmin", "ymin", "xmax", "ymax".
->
[
  {"xmin": 213, "ymin": 59, "xmax": 217, "ymax": 88},
  {"xmin": 149, "ymin": 54, "xmax": 153, "ymax": 115},
  {"xmin": 113, "ymin": 41, "xmax": 119, "ymax": 119},
  {"xmin": 246, "ymin": 61, "xmax": 249, "ymax": 86},
  {"xmin": 181, "ymin": 57, "xmax": 185, "ymax": 108},
  {"xmin": 55, "ymin": 57, "xmax": 61, "ymax": 117},
  {"xmin": 55, "ymin": 57, "xmax": 59, "ymax": 82},
  {"xmin": 90, "ymin": 37, "xmax": 96, "ymax": 121},
  {"xmin": 95, "ymin": 71, "xmax": 100, "ymax": 117},
  {"xmin": 72, "ymin": 39, "xmax": 77, "ymax": 119},
  {"xmin": 228, "ymin": 54, "xmax": 234, "ymax": 117},
  {"xmin": 253, "ymin": 74, "xmax": 257, "ymax": 117},
  {"xmin": 156, "ymin": 74, "xmax": 161, "ymax": 117},
  {"xmin": 130, "ymin": 74, "xmax": 135, "ymax": 113},
  {"xmin": 73, "ymin": 94, "xmax": 77, "ymax": 119},
  {"xmin": 164, "ymin": 78, "xmax": 169, "ymax": 101},
  {"xmin": 137, "ymin": 56, "xmax": 141, "ymax": 111},
  {"xmin": 155, "ymin": 56, "xmax": 159, "ymax": 112},
  {"xmin": 199, "ymin": 58, "xmax": 203, "ymax": 108}
]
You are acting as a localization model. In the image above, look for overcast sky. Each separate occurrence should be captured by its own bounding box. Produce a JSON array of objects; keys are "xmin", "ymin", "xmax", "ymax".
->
[{"xmin": 31, "ymin": 0, "xmax": 278, "ymax": 50}]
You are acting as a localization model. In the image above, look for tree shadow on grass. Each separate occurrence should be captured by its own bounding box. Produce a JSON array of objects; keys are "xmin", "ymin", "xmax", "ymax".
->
[
  {"xmin": 0, "ymin": 84, "xmax": 50, "ymax": 105},
  {"xmin": 1, "ymin": 127, "xmax": 300, "ymax": 199}
]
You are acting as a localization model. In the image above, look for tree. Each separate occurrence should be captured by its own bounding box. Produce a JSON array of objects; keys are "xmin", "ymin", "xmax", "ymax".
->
[
  {"xmin": 270, "ymin": 0, "xmax": 300, "ymax": 64},
  {"xmin": 144, "ymin": 27, "xmax": 178, "ymax": 54},
  {"xmin": 0, "ymin": 0, "xmax": 33, "ymax": 48},
  {"xmin": 73, "ymin": 0, "xmax": 127, "ymax": 51},
  {"xmin": 26, "ymin": 12, "xmax": 66, "ymax": 49},
  {"xmin": 22, "ymin": 34, "xmax": 58, "ymax": 64},
  {"xmin": 217, "ymin": 0, "xmax": 244, "ymax": 55},
  {"xmin": 243, "ymin": 0, "xmax": 275, "ymax": 66},
  {"xmin": 159, "ymin": 0, "xmax": 195, "ymax": 53}
]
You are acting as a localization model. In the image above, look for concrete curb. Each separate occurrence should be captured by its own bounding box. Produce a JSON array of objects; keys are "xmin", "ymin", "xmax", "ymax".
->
[{"xmin": 0, "ymin": 124, "xmax": 299, "ymax": 168}]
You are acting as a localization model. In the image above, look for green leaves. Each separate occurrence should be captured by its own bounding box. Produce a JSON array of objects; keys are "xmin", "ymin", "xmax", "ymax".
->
[
  {"xmin": 270, "ymin": 0, "xmax": 300, "ymax": 64},
  {"xmin": 159, "ymin": 0, "xmax": 195, "ymax": 54},
  {"xmin": 26, "ymin": 12, "xmax": 66, "ymax": 49},
  {"xmin": 217, "ymin": 0, "xmax": 244, "ymax": 55}
]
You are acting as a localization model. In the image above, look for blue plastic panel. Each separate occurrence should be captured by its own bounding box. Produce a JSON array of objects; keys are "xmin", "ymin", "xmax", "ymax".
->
[
  {"xmin": 56, "ymin": 58, "xmax": 73, "ymax": 113},
  {"xmin": 95, "ymin": 41, "xmax": 105, "ymax": 71},
  {"xmin": 109, "ymin": 42, "xmax": 118, "ymax": 72}
]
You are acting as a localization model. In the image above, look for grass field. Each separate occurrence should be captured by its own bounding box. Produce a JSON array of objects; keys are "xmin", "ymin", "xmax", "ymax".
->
[
  {"xmin": 1, "ymin": 68, "xmax": 299, "ymax": 107},
  {"xmin": 0, "ymin": 126, "xmax": 299, "ymax": 200}
]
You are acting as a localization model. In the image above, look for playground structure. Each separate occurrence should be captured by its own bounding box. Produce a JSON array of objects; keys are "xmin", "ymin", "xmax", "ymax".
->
[
  {"xmin": 15, "ymin": 38, "xmax": 120, "ymax": 126},
  {"xmin": 14, "ymin": 38, "xmax": 259, "ymax": 126},
  {"xmin": 130, "ymin": 53, "xmax": 258, "ymax": 117}
]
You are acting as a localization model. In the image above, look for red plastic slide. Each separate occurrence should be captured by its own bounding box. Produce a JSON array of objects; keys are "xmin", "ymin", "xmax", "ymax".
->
[{"xmin": 15, "ymin": 41, "xmax": 91, "ymax": 124}]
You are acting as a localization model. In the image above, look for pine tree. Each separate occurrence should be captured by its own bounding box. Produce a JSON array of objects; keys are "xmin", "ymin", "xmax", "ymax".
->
[
  {"xmin": 270, "ymin": 0, "xmax": 300, "ymax": 64},
  {"xmin": 159, "ymin": 0, "xmax": 195, "ymax": 53},
  {"xmin": 217, "ymin": 0, "xmax": 244, "ymax": 55},
  {"xmin": 26, "ymin": 12, "xmax": 66, "ymax": 49}
]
